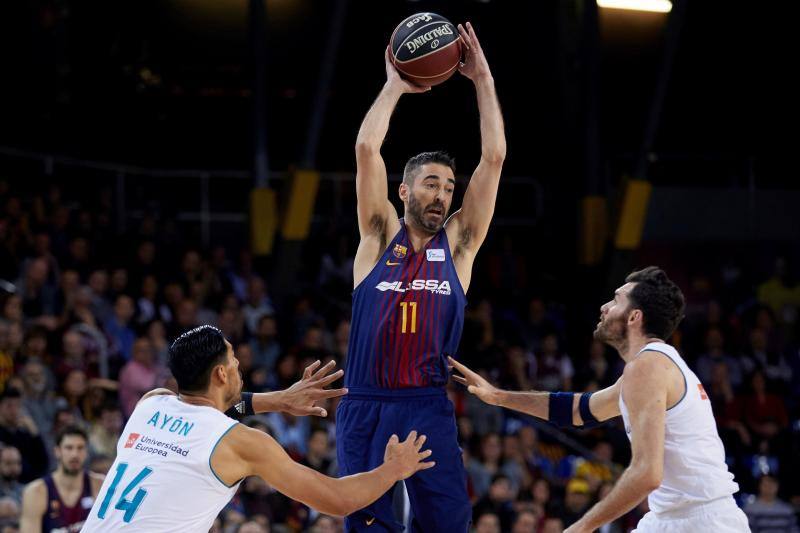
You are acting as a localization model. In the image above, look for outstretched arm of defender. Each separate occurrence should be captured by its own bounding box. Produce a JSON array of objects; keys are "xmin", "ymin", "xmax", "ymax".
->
[
  {"xmin": 447, "ymin": 23, "xmax": 506, "ymax": 254},
  {"xmin": 449, "ymin": 356, "xmax": 621, "ymax": 427},
  {"xmin": 564, "ymin": 355, "xmax": 666, "ymax": 533},
  {"xmin": 215, "ymin": 425, "xmax": 434, "ymax": 517},
  {"xmin": 355, "ymin": 48, "xmax": 428, "ymax": 240}
]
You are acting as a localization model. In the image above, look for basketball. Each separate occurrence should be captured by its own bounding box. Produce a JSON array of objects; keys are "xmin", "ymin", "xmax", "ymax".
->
[{"xmin": 389, "ymin": 12, "xmax": 463, "ymax": 87}]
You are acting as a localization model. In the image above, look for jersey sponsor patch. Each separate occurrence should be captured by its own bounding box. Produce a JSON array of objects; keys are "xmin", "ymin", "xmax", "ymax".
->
[
  {"xmin": 125, "ymin": 433, "xmax": 140, "ymax": 448},
  {"xmin": 376, "ymin": 279, "xmax": 451, "ymax": 295},
  {"xmin": 426, "ymin": 248, "xmax": 445, "ymax": 262}
]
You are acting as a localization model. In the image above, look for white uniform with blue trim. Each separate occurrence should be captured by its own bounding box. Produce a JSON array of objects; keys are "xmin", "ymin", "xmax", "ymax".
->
[
  {"xmin": 620, "ymin": 342, "xmax": 749, "ymax": 532},
  {"xmin": 82, "ymin": 395, "xmax": 240, "ymax": 532}
]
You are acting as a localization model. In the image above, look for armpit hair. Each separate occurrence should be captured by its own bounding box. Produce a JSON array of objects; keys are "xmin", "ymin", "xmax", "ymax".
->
[{"xmin": 370, "ymin": 214, "xmax": 388, "ymax": 250}]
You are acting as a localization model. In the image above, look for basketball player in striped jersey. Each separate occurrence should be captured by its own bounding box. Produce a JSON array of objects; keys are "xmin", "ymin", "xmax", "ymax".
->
[
  {"xmin": 338, "ymin": 22, "xmax": 505, "ymax": 532},
  {"xmin": 451, "ymin": 267, "xmax": 750, "ymax": 532}
]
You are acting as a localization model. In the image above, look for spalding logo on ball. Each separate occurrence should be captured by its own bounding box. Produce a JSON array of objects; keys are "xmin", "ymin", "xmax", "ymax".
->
[{"xmin": 390, "ymin": 13, "xmax": 463, "ymax": 86}]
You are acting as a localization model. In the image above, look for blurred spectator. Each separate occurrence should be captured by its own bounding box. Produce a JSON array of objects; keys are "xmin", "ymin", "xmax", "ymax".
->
[
  {"xmin": 56, "ymin": 370, "xmax": 89, "ymax": 425},
  {"xmin": 740, "ymin": 371, "xmax": 788, "ymax": 451},
  {"xmin": 559, "ymin": 478, "xmax": 592, "ymax": 528},
  {"xmin": 541, "ymin": 517, "xmax": 564, "ymax": 533},
  {"xmin": 741, "ymin": 328, "xmax": 792, "ymax": 387},
  {"xmin": 0, "ymin": 388, "xmax": 48, "ymax": 483},
  {"xmin": 265, "ymin": 412, "xmax": 310, "ymax": 457},
  {"xmin": 744, "ymin": 474, "xmax": 799, "ymax": 533},
  {"xmin": 88, "ymin": 404, "xmax": 122, "ymax": 459},
  {"xmin": 473, "ymin": 511, "xmax": 500, "ymax": 533},
  {"xmin": 0, "ymin": 447, "xmax": 23, "ymax": 504},
  {"xmin": 118, "ymin": 338, "xmax": 161, "ymax": 418},
  {"xmin": 136, "ymin": 275, "xmax": 160, "ymax": 325},
  {"xmin": 104, "ymin": 295, "xmax": 136, "ymax": 362},
  {"xmin": 510, "ymin": 509, "xmax": 538, "ymax": 533},
  {"xmin": 301, "ymin": 428, "xmax": 336, "ymax": 476},
  {"xmin": 472, "ymin": 474, "xmax": 517, "ymax": 532},
  {"xmin": 695, "ymin": 327, "xmax": 743, "ymax": 389},
  {"xmin": 250, "ymin": 315, "xmax": 281, "ymax": 373},
  {"xmin": 533, "ymin": 333, "xmax": 574, "ymax": 392},
  {"xmin": 87, "ymin": 269, "xmax": 112, "ymax": 320},
  {"xmin": 19, "ymin": 359, "xmax": 56, "ymax": 436},
  {"xmin": 18, "ymin": 258, "xmax": 57, "ymax": 319},
  {"xmin": 0, "ymin": 497, "xmax": 19, "ymax": 530},
  {"xmin": 242, "ymin": 277, "xmax": 275, "ymax": 335}
]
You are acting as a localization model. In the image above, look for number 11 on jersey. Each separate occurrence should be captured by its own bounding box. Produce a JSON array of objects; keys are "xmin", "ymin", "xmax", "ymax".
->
[{"xmin": 400, "ymin": 301, "xmax": 417, "ymax": 333}]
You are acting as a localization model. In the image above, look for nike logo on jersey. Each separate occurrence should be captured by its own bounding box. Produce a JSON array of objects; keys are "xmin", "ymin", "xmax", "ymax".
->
[
  {"xmin": 366, "ymin": 517, "xmax": 376, "ymax": 526},
  {"xmin": 385, "ymin": 260, "xmax": 401, "ymax": 266},
  {"xmin": 375, "ymin": 279, "xmax": 452, "ymax": 295}
]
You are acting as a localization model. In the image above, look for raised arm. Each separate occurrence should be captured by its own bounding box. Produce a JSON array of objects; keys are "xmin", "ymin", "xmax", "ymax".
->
[
  {"xmin": 214, "ymin": 425, "xmax": 434, "ymax": 517},
  {"xmin": 449, "ymin": 356, "xmax": 621, "ymax": 426},
  {"xmin": 355, "ymin": 49, "xmax": 428, "ymax": 255},
  {"xmin": 565, "ymin": 354, "xmax": 667, "ymax": 533},
  {"xmin": 446, "ymin": 23, "xmax": 506, "ymax": 275}
]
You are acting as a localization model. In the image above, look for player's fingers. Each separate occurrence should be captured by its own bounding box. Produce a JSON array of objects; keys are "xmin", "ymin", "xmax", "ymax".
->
[
  {"xmin": 467, "ymin": 385, "xmax": 479, "ymax": 395},
  {"xmin": 452, "ymin": 375, "xmax": 468, "ymax": 386},
  {"xmin": 405, "ymin": 430, "xmax": 418, "ymax": 443},
  {"xmin": 447, "ymin": 356, "xmax": 473, "ymax": 377},
  {"xmin": 307, "ymin": 406, "xmax": 328, "ymax": 417},
  {"xmin": 417, "ymin": 461, "xmax": 436, "ymax": 470},
  {"xmin": 419, "ymin": 449, "xmax": 433, "ymax": 459},
  {"xmin": 315, "ymin": 387, "xmax": 349, "ymax": 400},
  {"xmin": 316, "ymin": 368, "xmax": 344, "ymax": 387},
  {"xmin": 467, "ymin": 22, "xmax": 482, "ymax": 51},
  {"xmin": 388, "ymin": 434, "xmax": 399, "ymax": 445},
  {"xmin": 303, "ymin": 360, "xmax": 321, "ymax": 380},
  {"xmin": 414, "ymin": 434, "xmax": 427, "ymax": 450},
  {"xmin": 457, "ymin": 24, "xmax": 471, "ymax": 49},
  {"xmin": 310, "ymin": 359, "xmax": 336, "ymax": 380}
]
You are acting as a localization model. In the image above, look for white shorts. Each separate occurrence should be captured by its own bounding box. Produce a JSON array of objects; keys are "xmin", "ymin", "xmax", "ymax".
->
[{"xmin": 633, "ymin": 496, "xmax": 751, "ymax": 533}]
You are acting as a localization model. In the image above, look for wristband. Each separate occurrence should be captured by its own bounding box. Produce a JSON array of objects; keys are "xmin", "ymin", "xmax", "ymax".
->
[
  {"xmin": 548, "ymin": 392, "xmax": 575, "ymax": 427},
  {"xmin": 225, "ymin": 392, "xmax": 255, "ymax": 419},
  {"xmin": 579, "ymin": 392, "xmax": 600, "ymax": 428}
]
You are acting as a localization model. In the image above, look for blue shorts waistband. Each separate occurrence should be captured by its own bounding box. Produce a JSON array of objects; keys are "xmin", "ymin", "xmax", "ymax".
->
[{"xmin": 343, "ymin": 386, "xmax": 446, "ymax": 401}]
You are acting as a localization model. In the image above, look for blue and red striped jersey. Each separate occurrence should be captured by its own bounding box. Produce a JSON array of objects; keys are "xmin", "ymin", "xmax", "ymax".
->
[{"xmin": 345, "ymin": 220, "xmax": 467, "ymax": 389}]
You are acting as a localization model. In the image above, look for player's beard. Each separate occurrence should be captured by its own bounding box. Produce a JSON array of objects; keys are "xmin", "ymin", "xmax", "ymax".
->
[
  {"xmin": 408, "ymin": 193, "xmax": 445, "ymax": 234},
  {"xmin": 60, "ymin": 461, "xmax": 82, "ymax": 477},
  {"xmin": 226, "ymin": 370, "xmax": 244, "ymax": 407},
  {"xmin": 594, "ymin": 312, "xmax": 627, "ymax": 349}
]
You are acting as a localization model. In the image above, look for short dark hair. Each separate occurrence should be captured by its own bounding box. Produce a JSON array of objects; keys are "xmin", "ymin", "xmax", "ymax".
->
[
  {"xmin": 0, "ymin": 388, "xmax": 21, "ymax": 403},
  {"xmin": 625, "ymin": 266, "xmax": 685, "ymax": 340},
  {"xmin": 168, "ymin": 325, "xmax": 228, "ymax": 393},
  {"xmin": 56, "ymin": 424, "xmax": 88, "ymax": 446},
  {"xmin": 402, "ymin": 151, "xmax": 456, "ymax": 185}
]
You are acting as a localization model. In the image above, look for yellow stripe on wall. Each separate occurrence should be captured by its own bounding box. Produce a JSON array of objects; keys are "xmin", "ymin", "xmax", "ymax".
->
[
  {"xmin": 614, "ymin": 179, "xmax": 652, "ymax": 249},
  {"xmin": 281, "ymin": 169, "xmax": 320, "ymax": 240},
  {"xmin": 580, "ymin": 195, "xmax": 608, "ymax": 265},
  {"xmin": 250, "ymin": 187, "xmax": 278, "ymax": 255}
]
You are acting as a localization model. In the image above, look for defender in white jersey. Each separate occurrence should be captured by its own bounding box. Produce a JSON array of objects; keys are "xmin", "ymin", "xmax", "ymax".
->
[
  {"xmin": 82, "ymin": 326, "xmax": 436, "ymax": 532},
  {"xmin": 450, "ymin": 267, "xmax": 750, "ymax": 532}
]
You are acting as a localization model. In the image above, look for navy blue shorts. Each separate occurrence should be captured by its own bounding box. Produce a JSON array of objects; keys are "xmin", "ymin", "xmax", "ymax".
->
[{"xmin": 335, "ymin": 387, "xmax": 471, "ymax": 533}]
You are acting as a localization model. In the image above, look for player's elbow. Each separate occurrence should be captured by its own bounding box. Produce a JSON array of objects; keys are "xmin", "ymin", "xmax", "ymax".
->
[
  {"xmin": 636, "ymin": 466, "xmax": 663, "ymax": 492},
  {"xmin": 355, "ymin": 140, "xmax": 379, "ymax": 159},
  {"xmin": 327, "ymin": 495, "xmax": 360, "ymax": 518},
  {"xmin": 481, "ymin": 147, "xmax": 506, "ymax": 166}
]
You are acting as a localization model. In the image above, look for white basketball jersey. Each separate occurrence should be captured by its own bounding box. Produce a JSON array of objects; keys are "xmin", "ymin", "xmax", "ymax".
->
[
  {"xmin": 82, "ymin": 395, "xmax": 241, "ymax": 532},
  {"xmin": 619, "ymin": 342, "xmax": 739, "ymax": 514}
]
